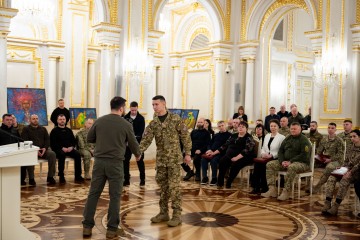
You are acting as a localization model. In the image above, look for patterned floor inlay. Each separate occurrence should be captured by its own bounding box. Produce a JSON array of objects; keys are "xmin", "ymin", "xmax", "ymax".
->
[{"xmin": 21, "ymin": 167, "xmax": 360, "ymax": 240}]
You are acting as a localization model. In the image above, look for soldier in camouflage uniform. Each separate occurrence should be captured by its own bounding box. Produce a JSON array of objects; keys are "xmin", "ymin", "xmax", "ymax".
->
[
  {"xmin": 261, "ymin": 122, "xmax": 312, "ymax": 201},
  {"xmin": 76, "ymin": 119, "xmax": 95, "ymax": 179},
  {"xmin": 139, "ymin": 95, "xmax": 192, "ymax": 227},
  {"xmin": 337, "ymin": 119, "xmax": 353, "ymax": 153},
  {"xmin": 305, "ymin": 121, "xmax": 323, "ymax": 151},
  {"xmin": 311, "ymin": 123, "xmax": 344, "ymax": 193},
  {"xmin": 322, "ymin": 129, "xmax": 360, "ymax": 216},
  {"xmin": 278, "ymin": 117, "xmax": 290, "ymax": 137}
]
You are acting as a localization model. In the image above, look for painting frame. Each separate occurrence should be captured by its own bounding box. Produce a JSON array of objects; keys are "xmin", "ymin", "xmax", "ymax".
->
[
  {"xmin": 7, "ymin": 88, "xmax": 48, "ymax": 126},
  {"xmin": 168, "ymin": 108, "xmax": 200, "ymax": 130},
  {"xmin": 69, "ymin": 108, "xmax": 97, "ymax": 129}
]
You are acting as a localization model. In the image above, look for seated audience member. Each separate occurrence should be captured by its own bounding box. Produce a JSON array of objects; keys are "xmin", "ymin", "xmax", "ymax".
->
[
  {"xmin": 264, "ymin": 107, "xmax": 280, "ymax": 133},
  {"xmin": 215, "ymin": 121, "xmax": 255, "ymax": 189},
  {"xmin": 288, "ymin": 104, "xmax": 304, "ymax": 118},
  {"xmin": 0, "ymin": 113, "xmax": 20, "ymax": 146},
  {"xmin": 227, "ymin": 119, "xmax": 234, "ymax": 132},
  {"xmin": 305, "ymin": 121, "xmax": 323, "ymax": 150},
  {"xmin": 250, "ymin": 119, "xmax": 267, "ymax": 135},
  {"xmin": 261, "ymin": 122, "xmax": 311, "ymax": 201},
  {"xmin": 229, "ymin": 118, "xmax": 240, "ymax": 134},
  {"xmin": 303, "ymin": 107, "xmax": 311, "ymax": 127},
  {"xmin": 21, "ymin": 114, "xmax": 57, "ymax": 185},
  {"xmin": 201, "ymin": 121, "xmax": 231, "ymax": 185},
  {"xmin": 355, "ymin": 180, "xmax": 360, "ymax": 218},
  {"xmin": 338, "ymin": 119, "xmax": 353, "ymax": 153},
  {"xmin": 308, "ymin": 123, "xmax": 344, "ymax": 194},
  {"xmin": 50, "ymin": 99, "xmax": 70, "ymax": 126},
  {"xmin": 322, "ymin": 129, "xmax": 360, "ymax": 216},
  {"xmin": 277, "ymin": 105, "xmax": 288, "ymax": 119},
  {"xmin": 232, "ymin": 106, "xmax": 248, "ymax": 123},
  {"xmin": 204, "ymin": 119, "xmax": 215, "ymax": 139},
  {"xmin": 287, "ymin": 106, "xmax": 304, "ymax": 126},
  {"xmin": 76, "ymin": 118, "xmax": 95, "ymax": 180},
  {"xmin": 182, "ymin": 118, "xmax": 211, "ymax": 181},
  {"xmin": 251, "ymin": 119, "xmax": 285, "ymax": 194},
  {"xmin": 278, "ymin": 117, "xmax": 290, "ymax": 137},
  {"xmin": 252, "ymin": 124, "xmax": 266, "ymax": 145},
  {"xmin": 12, "ymin": 114, "xmax": 25, "ymax": 135},
  {"xmin": 50, "ymin": 114, "xmax": 84, "ymax": 184}
]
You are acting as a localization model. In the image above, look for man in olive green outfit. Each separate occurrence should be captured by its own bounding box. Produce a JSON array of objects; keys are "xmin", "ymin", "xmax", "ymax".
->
[
  {"xmin": 262, "ymin": 122, "xmax": 312, "ymax": 201},
  {"xmin": 76, "ymin": 118, "xmax": 95, "ymax": 180},
  {"xmin": 310, "ymin": 122, "xmax": 344, "ymax": 194},
  {"xmin": 305, "ymin": 121, "xmax": 323, "ymax": 151},
  {"xmin": 139, "ymin": 95, "xmax": 192, "ymax": 227},
  {"xmin": 337, "ymin": 119, "xmax": 353, "ymax": 152}
]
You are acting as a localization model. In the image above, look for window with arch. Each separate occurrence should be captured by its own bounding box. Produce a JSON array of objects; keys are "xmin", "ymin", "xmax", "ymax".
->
[{"xmin": 190, "ymin": 34, "xmax": 209, "ymax": 50}]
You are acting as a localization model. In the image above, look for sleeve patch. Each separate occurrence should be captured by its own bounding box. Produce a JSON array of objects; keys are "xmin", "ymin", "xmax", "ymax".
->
[{"xmin": 305, "ymin": 145, "xmax": 309, "ymax": 152}]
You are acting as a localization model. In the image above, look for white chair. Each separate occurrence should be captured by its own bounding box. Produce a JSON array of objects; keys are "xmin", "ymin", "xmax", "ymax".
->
[
  {"xmin": 37, "ymin": 159, "xmax": 48, "ymax": 179},
  {"xmin": 277, "ymin": 142, "xmax": 316, "ymax": 199},
  {"xmin": 38, "ymin": 157, "xmax": 74, "ymax": 178},
  {"xmin": 238, "ymin": 164, "xmax": 254, "ymax": 189}
]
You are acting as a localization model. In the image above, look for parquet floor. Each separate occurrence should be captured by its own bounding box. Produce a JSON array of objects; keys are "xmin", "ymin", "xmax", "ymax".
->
[{"xmin": 21, "ymin": 163, "xmax": 360, "ymax": 240}]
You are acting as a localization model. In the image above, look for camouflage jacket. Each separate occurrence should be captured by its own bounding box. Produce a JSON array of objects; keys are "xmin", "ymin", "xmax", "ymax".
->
[
  {"xmin": 76, "ymin": 128, "xmax": 95, "ymax": 151},
  {"xmin": 139, "ymin": 112, "xmax": 192, "ymax": 167},
  {"xmin": 316, "ymin": 135, "xmax": 344, "ymax": 164},
  {"xmin": 279, "ymin": 127, "xmax": 290, "ymax": 137},
  {"xmin": 305, "ymin": 131, "xmax": 323, "ymax": 150},
  {"xmin": 343, "ymin": 144, "xmax": 360, "ymax": 179},
  {"xmin": 338, "ymin": 131, "xmax": 352, "ymax": 152}
]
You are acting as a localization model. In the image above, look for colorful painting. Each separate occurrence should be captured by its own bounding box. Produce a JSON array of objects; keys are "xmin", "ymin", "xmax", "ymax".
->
[
  {"xmin": 168, "ymin": 108, "xmax": 199, "ymax": 130},
  {"xmin": 7, "ymin": 88, "xmax": 48, "ymax": 126},
  {"xmin": 69, "ymin": 108, "xmax": 97, "ymax": 129},
  {"xmin": 181, "ymin": 109, "xmax": 199, "ymax": 130}
]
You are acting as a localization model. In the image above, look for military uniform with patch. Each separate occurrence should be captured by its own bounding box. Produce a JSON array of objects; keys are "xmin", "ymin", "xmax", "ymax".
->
[
  {"xmin": 139, "ymin": 111, "xmax": 191, "ymax": 224},
  {"xmin": 312, "ymin": 136, "xmax": 344, "ymax": 192},
  {"xmin": 338, "ymin": 131, "xmax": 352, "ymax": 153},
  {"xmin": 279, "ymin": 126, "xmax": 290, "ymax": 137},
  {"xmin": 76, "ymin": 128, "xmax": 95, "ymax": 178},
  {"xmin": 266, "ymin": 134, "xmax": 311, "ymax": 192}
]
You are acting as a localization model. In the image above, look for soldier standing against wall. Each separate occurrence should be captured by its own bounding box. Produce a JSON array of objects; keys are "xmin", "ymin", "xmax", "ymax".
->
[
  {"xmin": 76, "ymin": 118, "xmax": 95, "ymax": 180},
  {"xmin": 139, "ymin": 95, "xmax": 192, "ymax": 227}
]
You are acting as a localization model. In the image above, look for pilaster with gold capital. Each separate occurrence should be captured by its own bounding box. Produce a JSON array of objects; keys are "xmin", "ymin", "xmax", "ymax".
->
[
  {"xmin": 0, "ymin": 7, "xmax": 17, "ymax": 116},
  {"xmin": 93, "ymin": 23, "xmax": 122, "ymax": 47},
  {"xmin": 169, "ymin": 53, "xmax": 182, "ymax": 108},
  {"xmin": 87, "ymin": 48, "xmax": 99, "ymax": 108},
  {"xmin": 304, "ymin": 30, "xmax": 323, "ymax": 55},
  {"xmin": 351, "ymin": 24, "xmax": 360, "ymax": 127},
  {"xmin": 148, "ymin": 30, "xmax": 164, "ymax": 51}
]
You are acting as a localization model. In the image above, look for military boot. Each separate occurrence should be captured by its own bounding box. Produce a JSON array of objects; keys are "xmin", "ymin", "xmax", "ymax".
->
[
  {"xmin": 167, "ymin": 211, "xmax": 182, "ymax": 227},
  {"xmin": 327, "ymin": 202, "xmax": 340, "ymax": 216},
  {"xmin": 183, "ymin": 170, "xmax": 195, "ymax": 181},
  {"xmin": 150, "ymin": 212, "xmax": 170, "ymax": 223},
  {"xmin": 261, "ymin": 186, "xmax": 277, "ymax": 198},
  {"xmin": 321, "ymin": 200, "xmax": 332, "ymax": 214},
  {"xmin": 277, "ymin": 189, "xmax": 289, "ymax": 201}
]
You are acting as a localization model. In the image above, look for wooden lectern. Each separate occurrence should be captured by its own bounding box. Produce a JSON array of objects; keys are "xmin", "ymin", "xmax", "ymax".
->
[{"xmin": 0, "ymin": 143, "xmax": 38, "ymax": 240}]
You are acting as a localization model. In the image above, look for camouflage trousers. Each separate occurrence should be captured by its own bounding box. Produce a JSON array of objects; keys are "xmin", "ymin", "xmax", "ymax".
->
[
  {"xmin": 325, "ymin": 174, "xmax": 356, "ymax": 200},
  {"xmin": 78, "ymin": 149, "xmax": 92, "ymax": 175},
  {"xmin": 266, "ymin": 160, "xmax": 310, "ymax": 191},
  {"xmin": 316, "ymin": 161, "xmax": 341, "ymax": 187},
  {"xmin": 155, "ymin": 165, "xmax": 182, "ymax": 216}
]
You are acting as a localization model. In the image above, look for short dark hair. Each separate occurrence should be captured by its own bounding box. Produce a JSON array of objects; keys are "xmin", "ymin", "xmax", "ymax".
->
[
  {"xmin": 269, "ymin": 119, "xmax": 280, "ymax": 128},
  {"xmin": 239, "ymin": 121, "xmax": 249, "ymax": 129},
  {"xmin": 290, "ymin": 122, "xmax": 301, "ymax": 127},
  {"xmin": 130, "ymin": 101, "xmax": 138, "ymax": 108},
  {"xmin": 351, "ymin": 129, "xmax": 360, "ymax": 137},
  {"xmin": 344, "ymin": 119, "xmax": 352, "ymax": 124},
  {"xmin": 329, "ymin": 122, "xmax": 337, "ymax": 127},
  {"xmin": 270, "ymin": 107, "xmax": 275, "ymax": 109},
  {"xmin": 58, "ymin": 99, "xmax": 64, "ymax": 102},
  {"xmin": 2, "ymin": 113, "xmax": 12, "ymax": 120},
  {"xmin": 110, "ymin": 96, "xmax": 126, "ymax": 110},
  {"xmin": 256, "ymin": 119, "xmax": 263, "ymax": 123},
  {"xmin": 310, "ymin": 121, "xmax": 318, "ymax": 125},
  {"xmin": 152, "ymin": 95, "xmax": 166, "ymax": 101},
  {"xmin": 57, "ymin": 114, "xmax": 65, "ymax": 119}
]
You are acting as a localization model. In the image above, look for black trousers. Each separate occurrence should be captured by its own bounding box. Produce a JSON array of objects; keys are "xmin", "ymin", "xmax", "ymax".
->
[
  {"xmin": 355, "ymin": 179, "xmax": 360, "ymax": 200},
  {"xmin": 54, "ymin": 149, "xmax": 82, "ymax": 178},
  {"xmin": 251, "ymin": 162, "xmax": 268, "ymax": 191},
  {"xmin": 181, "ymin": 154, "xmax": 202, "ymax": 177},
  {"xmin": 217, "ymin": 155, "xmax": 252, "ymax": 187},
  {"xmin": 124, "ymin": 147, "xmax": 145, "ymax": 182}
]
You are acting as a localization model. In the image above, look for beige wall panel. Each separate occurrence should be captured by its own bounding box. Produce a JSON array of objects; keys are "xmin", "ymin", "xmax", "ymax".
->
[
  {"xmin": 186, "ymin": 71, "xmax": 211, "ymax": 118},
  {"xmin": 7, "ymin": 62, "xmax": 35, "ymax": 88}
]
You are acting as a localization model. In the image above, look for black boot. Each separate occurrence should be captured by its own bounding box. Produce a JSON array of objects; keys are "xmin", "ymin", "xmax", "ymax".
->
[{"xmin": 183, "ymin": 170, "xmax": 195, "ymax": 181}]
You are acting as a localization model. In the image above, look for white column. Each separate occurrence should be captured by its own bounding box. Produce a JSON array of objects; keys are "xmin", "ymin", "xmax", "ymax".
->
[
  {"xmin": 244, "ymin": 58, "xmax": 255, "ymax": 123},
  {"xmin": 351, "ymin": 24, "xmax": 360, "ymax": 127},
  {"xmin": 213, "ymin": 59, "xmax": 225, "ymax": 121},
  {"xmin": 48, "ymin": 57, "xmax": 57, "ymax": 115},
  {"xmin": 0, "ymin": 33, "xmax": 7, "ymax": 115},
  {"xmin": 87, "ymin": 60, "xmax": 96, "ymax": 108},
  {"xmin": 172, "ymin": 66, "xmax": 181, "ymax": 108},
  {"xmin": 98, "ymin": 47, "xmax": 110, "ymax": 117},
  {"xmin": 0, "ymin": 8, "xmax": 17, "ymax": 115}
]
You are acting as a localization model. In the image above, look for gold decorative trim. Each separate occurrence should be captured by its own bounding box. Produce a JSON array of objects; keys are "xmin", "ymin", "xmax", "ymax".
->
[
  {"xmin": 318, "ymin": 0, "xmax": 323, "ymax": 29},
  {"xmin": 225, "ymin": 0, "xmax": 231, "ymax": 41},
  {"xmin": 7, "ymin": 45, "xmax": 44, "ymax": 88},
  {"xmin": 148, "ymin": 0, "xmax": 153, "ymax": 30},
  {"xmin": 142, "ymin": 0, "xmax": 146, "ymax": 49},
  {"xmin": 241, "ymin": 0, "xmax": 246, "ymax": 41},
  {"xmin": 259, "ymin": 0, "xmax": 309, "ymax": 39},
  {"xmin": 357, "ymin": 0, "xmax": 360, "ymax": 23},
  {"xmin": 57, "ymin": 0, "xmax": 63, "ymax": 40},
  {"xmin": 287, "ymin": 12, "xmax": 294, "ymax": 52},
  {"xmin": 110, "ymin": 0, "xmax": 118, "ymax": 24}
]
